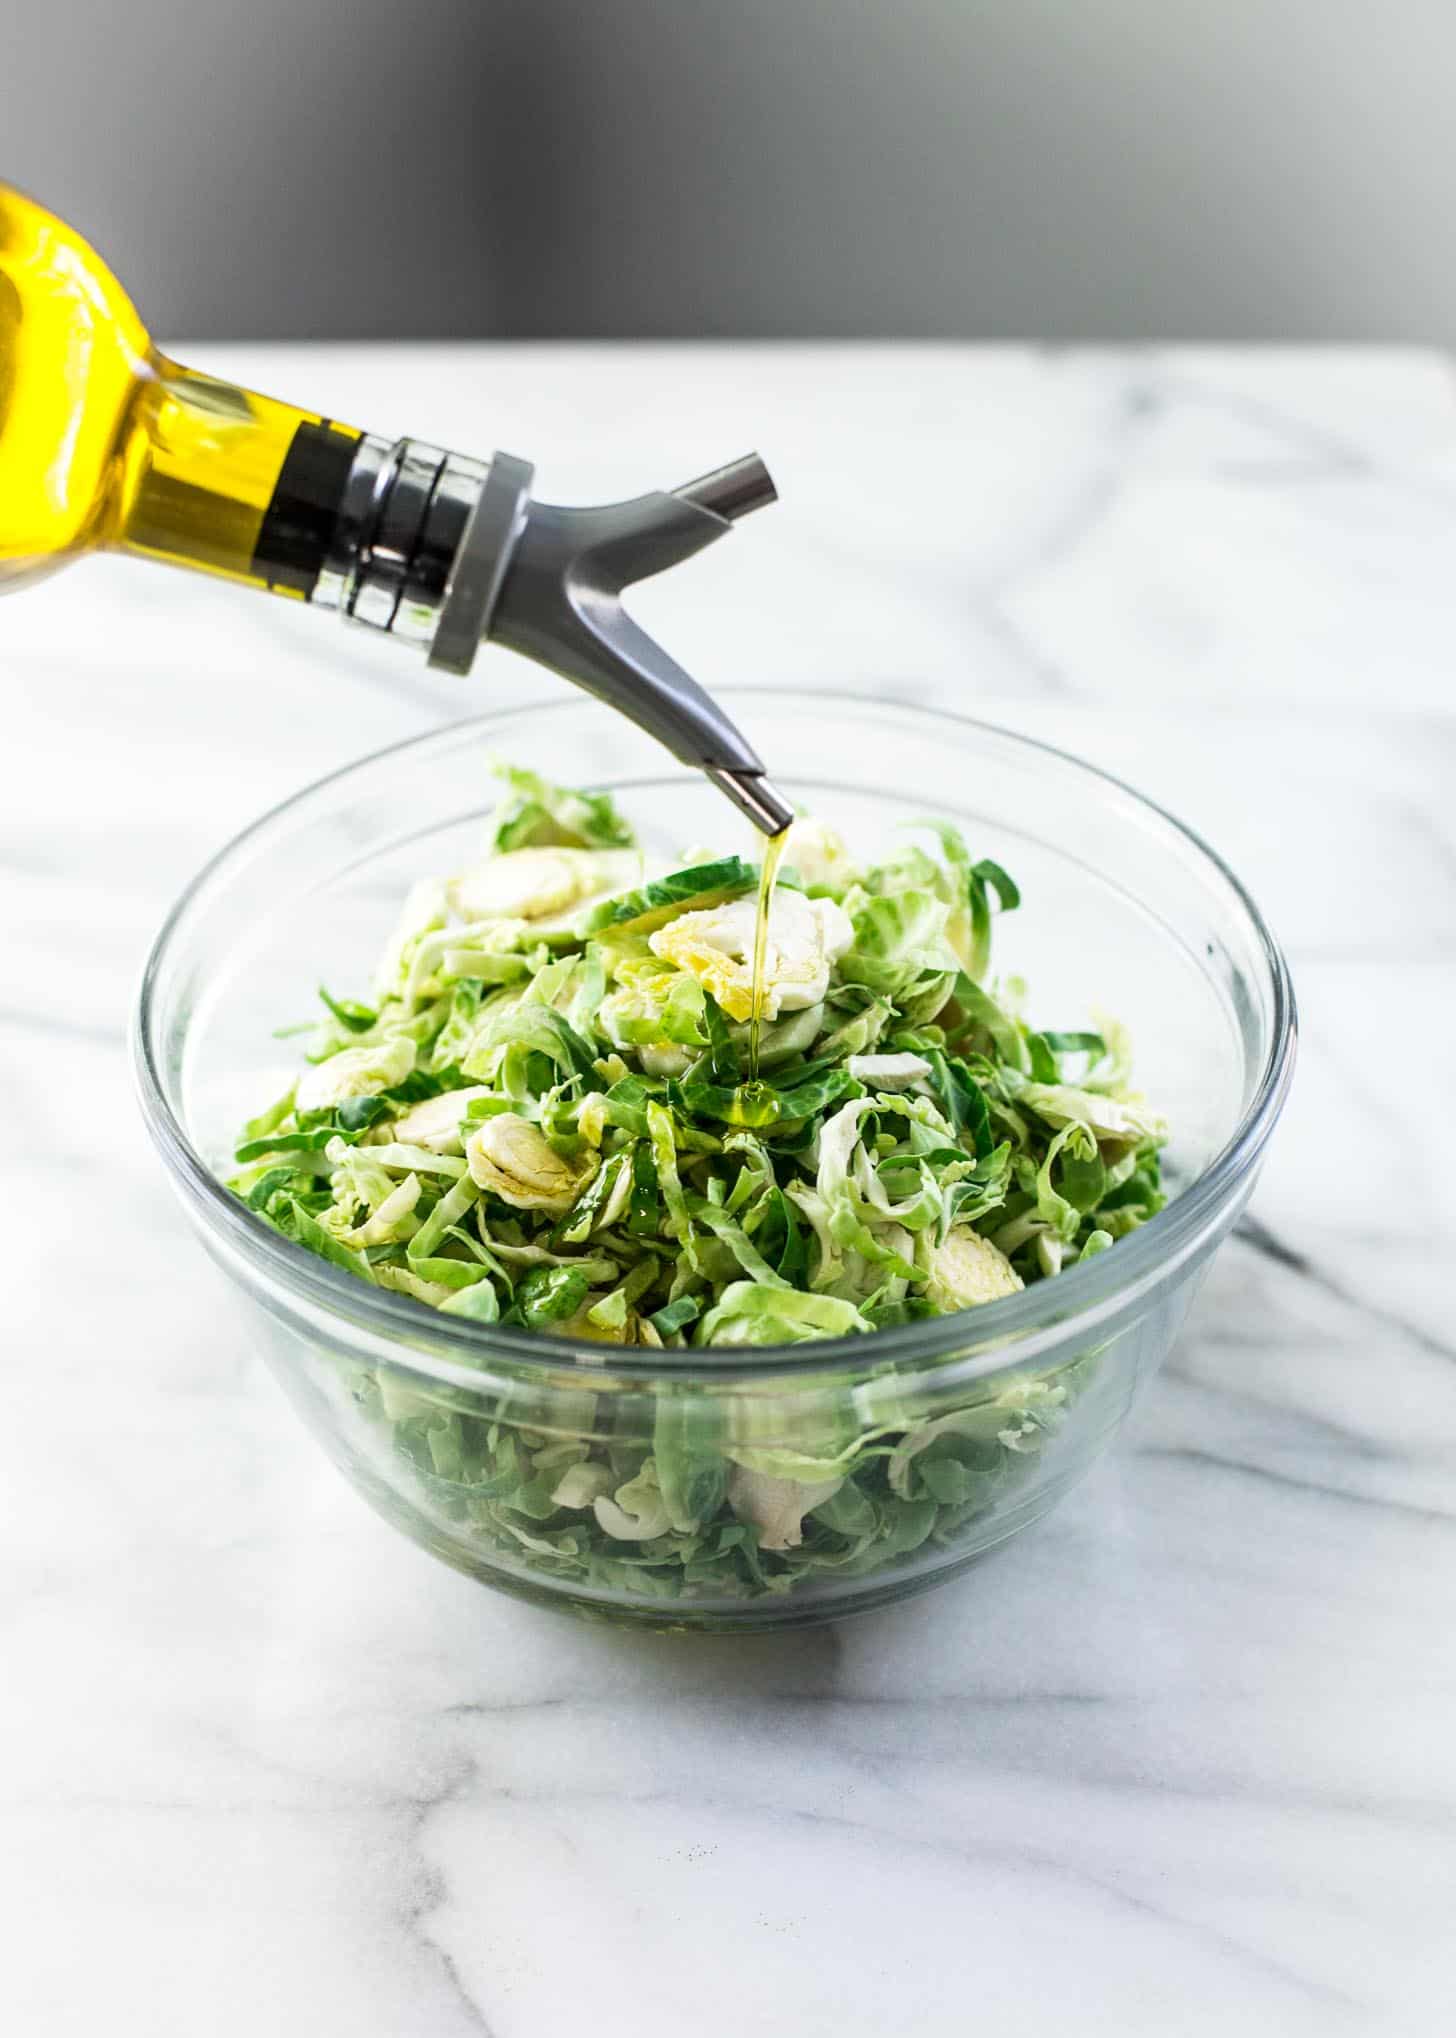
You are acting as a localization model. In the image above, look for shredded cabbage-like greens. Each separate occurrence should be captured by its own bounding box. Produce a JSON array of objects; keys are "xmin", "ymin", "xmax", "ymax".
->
[{"xmin": 227, "ymin": 762, "xmax": 1169, "ymax": 1604}]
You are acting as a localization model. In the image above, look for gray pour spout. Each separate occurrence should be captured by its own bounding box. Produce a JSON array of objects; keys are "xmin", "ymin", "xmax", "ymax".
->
[{"xmin": 319, "ymin": 434, "xmax": 792, "ymax": 836}]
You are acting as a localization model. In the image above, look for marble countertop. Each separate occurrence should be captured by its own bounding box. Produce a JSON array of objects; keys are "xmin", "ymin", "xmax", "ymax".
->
[{"xmin": 5, "ymin": 347, "xmax": 1455, "ymax": 2035}]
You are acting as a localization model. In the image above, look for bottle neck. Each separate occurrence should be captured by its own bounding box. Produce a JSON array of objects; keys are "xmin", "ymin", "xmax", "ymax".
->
[
  {"xmin": 113, "ymin": 364, "xmax": 489, "ymax": 653},
  {"xmin": 115, "ymin": 366, "xmax": 366, "ymax": 594}
]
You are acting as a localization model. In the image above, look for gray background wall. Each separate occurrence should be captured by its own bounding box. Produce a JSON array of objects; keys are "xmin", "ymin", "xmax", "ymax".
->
[{"xmin": 6, "ymin": 0, "xmax": 1452, "ymax": 340}]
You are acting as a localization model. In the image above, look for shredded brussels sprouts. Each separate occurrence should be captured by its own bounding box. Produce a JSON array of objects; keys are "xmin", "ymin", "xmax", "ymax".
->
[
  {"xmin": 227, "ymin": 763, "xmax": 1170, "ymax": 1608},
  {"xmin": 231, "ymin": 763, "xmax": 1167, "ymax": 1346}
]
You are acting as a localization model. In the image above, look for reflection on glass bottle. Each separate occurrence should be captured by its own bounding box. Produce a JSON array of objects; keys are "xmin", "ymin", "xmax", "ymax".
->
[{"xmin": 0, "ymin": 184, "xmax": 363, "ymax": 597}]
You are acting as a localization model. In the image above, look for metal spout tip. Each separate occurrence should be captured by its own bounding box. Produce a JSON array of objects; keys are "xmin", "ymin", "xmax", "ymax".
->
[
  {"xmin": 704, "ymin": 765, "xmax": 795, "ymax": 837},
  {"xmin": 675, "ymin": 454, "xmax": 778, "ymax": 523}
]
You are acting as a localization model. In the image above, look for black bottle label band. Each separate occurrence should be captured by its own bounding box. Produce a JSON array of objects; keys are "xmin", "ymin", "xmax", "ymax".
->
[{"xmin": 252, "ymin": 420, "xmax": 358, "ymax": 597}]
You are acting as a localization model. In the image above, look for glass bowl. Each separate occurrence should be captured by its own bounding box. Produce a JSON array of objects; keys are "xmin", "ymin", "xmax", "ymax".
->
[{"xmin": 134, "ymin": 690, "xmax": 1295, "ymax": 1630}]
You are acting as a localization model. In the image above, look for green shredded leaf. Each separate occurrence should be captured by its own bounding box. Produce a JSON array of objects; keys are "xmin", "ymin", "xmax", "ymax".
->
[
  {"xmin": 649, "ymin": 1294, "xmax": 702, "ymax": 1337},
  {"xmin": 318, "ymin": 985, "xmax": 379, "ymax": 1034},
  {"xmin": 486, "ymin": 759, "xmax": 635, "ymax": 852},
  {"xmin": 512, "ymin": 1265, "xmax": 592, "ymax": 1328},
  {"xmin": 577, "ymin": 856, "xmax": 756, "ymax": 937}
]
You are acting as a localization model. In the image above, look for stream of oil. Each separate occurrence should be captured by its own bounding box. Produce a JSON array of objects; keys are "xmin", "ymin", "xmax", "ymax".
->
[{"xmin": 729, "ymin": 829, "xmax": 789, "ymax": 1128}]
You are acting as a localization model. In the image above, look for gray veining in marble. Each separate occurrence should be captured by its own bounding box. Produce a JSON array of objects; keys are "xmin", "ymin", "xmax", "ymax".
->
[{"xmin": 2, "ymin": 347, "xmax": 1454, "ymax": 2035}]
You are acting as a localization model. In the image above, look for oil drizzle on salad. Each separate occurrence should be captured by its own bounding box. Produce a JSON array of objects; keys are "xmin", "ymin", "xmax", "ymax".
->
[
  {"xmin": 725, "ymin": 1079, "xmax": 780, "ymax": 1128},
  {"xmin": 744, "ymin": 828, "xmax": 787, "ymax": 1084}
]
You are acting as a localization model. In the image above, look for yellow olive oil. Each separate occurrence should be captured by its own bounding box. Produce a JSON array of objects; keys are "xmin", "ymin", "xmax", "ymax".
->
[
  {"xmin": 747, "ymin": 827, "xmax": 787, "ymax": 1077},
  {"xmin": 728, "ymin": 826, "xmax": 789, "ymax": 1124},
  {"xmin": 0, "ymin": 185, "xmax": 361, "ymax": 595},
  {"xmin": 725, "ymin": 1079, "xmax": 780, "ymax": 1128}
]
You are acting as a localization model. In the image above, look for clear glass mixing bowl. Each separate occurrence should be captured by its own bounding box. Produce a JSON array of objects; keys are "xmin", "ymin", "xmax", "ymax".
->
[{"xmin": 134, "ymin": 690, "xmax": 1295, "ymax": 1630}]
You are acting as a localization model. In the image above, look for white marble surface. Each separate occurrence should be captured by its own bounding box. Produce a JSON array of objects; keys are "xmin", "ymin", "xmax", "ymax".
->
[{"xmin": 4, "ymin": 346, "xmax": 1456, "ymax": 2035}]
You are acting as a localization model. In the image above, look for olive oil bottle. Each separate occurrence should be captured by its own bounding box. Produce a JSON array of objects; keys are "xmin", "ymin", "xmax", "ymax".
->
[
  {"xmin": 0, "ymin": 185, "xmax": 365, "ymax": 597},
  {"xmin": 0, "ymin": 183, "xmax": 796, "ymax": 837}
]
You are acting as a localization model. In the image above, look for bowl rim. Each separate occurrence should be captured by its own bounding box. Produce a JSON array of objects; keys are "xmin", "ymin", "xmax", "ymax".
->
[{"xmin": 133, "ymin": 687, "xmax": 1297, "ymax": 1382}]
